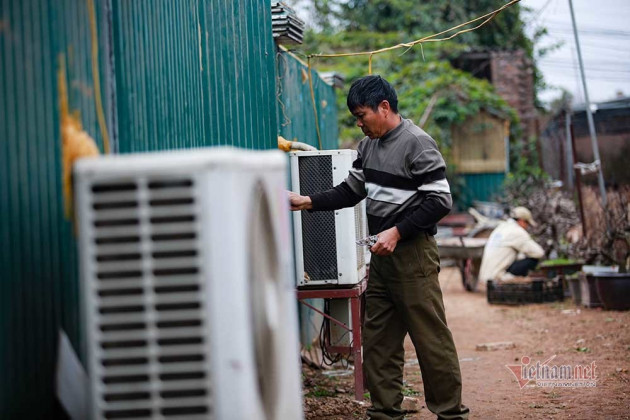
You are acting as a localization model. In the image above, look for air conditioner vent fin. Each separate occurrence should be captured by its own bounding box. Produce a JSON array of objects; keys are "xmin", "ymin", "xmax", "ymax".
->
[
  {"xmin": 88, "ymin": 176, "xmax": 211, "ymax": 418},
  {"xmin": 148, "ymin": 179, "xmax": 193, "ymax": 189},
  {"xmin": 92, "ymin": 182, "xmax": 137, "ymax": 193}
]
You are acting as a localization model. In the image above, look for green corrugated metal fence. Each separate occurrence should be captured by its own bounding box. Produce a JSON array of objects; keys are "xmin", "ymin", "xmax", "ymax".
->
[
  {"xmin": 276, "ymin": 50, "xmax": 338, "ymax": 150},
  {"xmin": 0, "ymin": 0, "xmax": 280, "ymax": 417},
  {"xmin": 459, "ymin": 172, "xmax": 506, "ymax": 209},
  {"xmin": 0, "ymin": 0, "xmax": 105, "ymax": 417},
  {"xmin": 113, "ymin": 0, "xmax": 278, "ymax": 152},
  {"xmin": 275, "ymin": 52, "xmax": 339, "ymax": 354}
]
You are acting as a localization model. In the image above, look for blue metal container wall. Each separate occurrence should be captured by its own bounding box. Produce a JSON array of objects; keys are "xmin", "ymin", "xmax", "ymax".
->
[
  {"xmin": 0, "ymin": 0, "xmax": 111, "ymax": 417},
  {"xmin": 276, "ymin": 51, "xmax": 338, "ymax": 150},
  {"xmin": 460, "ymin": 172, "xmax": 506, "ymax": 209},
  {"xmin": 113, "ymin": 0, "xmax": 278, "ymax": 152}
]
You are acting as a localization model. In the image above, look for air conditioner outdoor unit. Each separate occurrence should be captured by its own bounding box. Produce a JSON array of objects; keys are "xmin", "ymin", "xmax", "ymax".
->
[
  {"xmin": 290, "ymin": 150, "xmax": 369, "ymax": 287},
  {"xmin": 74, "ymin": 147, "xmax": 303, "ymax": 420}
]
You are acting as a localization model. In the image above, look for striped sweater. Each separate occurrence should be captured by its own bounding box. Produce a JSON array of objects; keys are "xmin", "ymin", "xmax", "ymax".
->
[{"xmin": 310, "ymin": 118, "xmax": 452, "ymax": 241}]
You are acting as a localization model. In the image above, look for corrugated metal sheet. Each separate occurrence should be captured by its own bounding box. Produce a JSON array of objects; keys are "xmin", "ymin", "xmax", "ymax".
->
[
  {"xmin": 276, "ymin": 50, "xmax": 338, "ymax": 150},
  {"xmin": 459, "ymin": 172, "xmax": 506, "ymax": 209},
  {"xmin": 0, "ymin": 0, "xmax": 107, "ymax": 417},
  {"xmin": 275, "ymin": 52, "xmax": 339, "ymax": 352},
  {"xmin": 113, "ymin": 0, "xmax": 278, "ymax": 152},
  {"xmin": 0, "ymin": 0, "xmax": 279, "ymax": 417}
]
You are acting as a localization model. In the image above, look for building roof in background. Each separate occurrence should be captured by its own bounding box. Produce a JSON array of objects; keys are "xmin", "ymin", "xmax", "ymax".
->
[{"xmin": 573, "ymin": 96, "xmax": 630, "ymax": 112}]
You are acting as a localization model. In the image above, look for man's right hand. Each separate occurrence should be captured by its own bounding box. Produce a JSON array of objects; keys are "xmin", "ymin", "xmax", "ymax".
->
[{"xmin": 288, "ymin": 191, "xmax": 313, "ymax": 211}]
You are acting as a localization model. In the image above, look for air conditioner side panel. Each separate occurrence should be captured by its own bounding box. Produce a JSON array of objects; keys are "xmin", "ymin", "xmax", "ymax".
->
[
  {"xmin": 289, "ymin": 156, "xmax": 305, "ymax": 287},
  {"xmin": 74, "ymin": 172, "xmax": 101, "ymax": 420},
  {"xmin": 328, "ymin": 299, "xmax": 352, "ymax": 347},
  {"xmin": 332, "ymin": 152, "xmax": 362, "ymax": 285},
  {"xmin": 335, "ymin": 207, "xmax": 360, "ymax": 285},
  {"xmin": 201, "ymin": 172, "xmax": 265, "ymax": 420},
  {"xmin": 258, "ymin": 168, "xmax": 305, "ymax": 420}
]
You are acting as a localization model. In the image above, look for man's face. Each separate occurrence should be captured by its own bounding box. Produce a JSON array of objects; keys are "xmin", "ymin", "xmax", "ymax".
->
[
  {"xmin": 351, "ymin": 103, "xmax": 388, "ymax": 139},
  {"xmin": 516, "ymin": 219, "xmax": 529, "ymax": 230}
]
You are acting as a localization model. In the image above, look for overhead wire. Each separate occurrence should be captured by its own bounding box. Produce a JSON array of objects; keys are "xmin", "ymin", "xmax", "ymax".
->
[
  {"xmin": 546, "ymin": 27, "xmax": 630, "ymax": 38},
  {"xmin": 524, "ymin": 0, "xmax": 629, "ymax": 102},
  {"xmin": 307, "ymin": 0, "xmax": 521, "ymax": 61},
  {"xmin": 542, "ymin": 21, "xmax": 630, "ymax": 38},
  {"xmin": 540, "ymin": 58, "xmax": 630, "ymax": 68},
  {"xmin": 304, "ymin": 0, "xmax": 522, "ymax": 147},
  {"xmin": 524, "ymin": 0, "xmax": 556, "ymax": 27}
]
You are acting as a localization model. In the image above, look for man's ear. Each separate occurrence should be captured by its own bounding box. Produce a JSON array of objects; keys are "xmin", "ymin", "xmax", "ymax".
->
[{"xmin": 379, "ymin": 100, "xmax": 391, "ymax": 115}]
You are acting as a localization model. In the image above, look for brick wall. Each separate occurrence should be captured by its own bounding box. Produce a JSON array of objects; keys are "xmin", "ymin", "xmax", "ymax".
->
[{"xmin": 490, "ymin": 50, "xmax": 537, "ymax": 140}]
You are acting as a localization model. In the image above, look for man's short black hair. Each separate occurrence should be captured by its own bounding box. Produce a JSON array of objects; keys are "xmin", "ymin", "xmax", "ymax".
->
[{"xmin": 347, "ymin": 75, "xmax": 398, "ymax": 114}]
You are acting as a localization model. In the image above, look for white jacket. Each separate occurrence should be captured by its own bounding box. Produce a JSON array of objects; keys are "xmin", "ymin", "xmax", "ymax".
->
[{"xmin": 478, "ymin": 219, "xmax": 545, "ymax": 283}]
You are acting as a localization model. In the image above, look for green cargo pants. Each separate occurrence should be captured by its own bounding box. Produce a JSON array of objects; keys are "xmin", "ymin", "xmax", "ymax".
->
[{"xmin": 364, "ymin": 232, "xmax": 469, "ymax": 420}]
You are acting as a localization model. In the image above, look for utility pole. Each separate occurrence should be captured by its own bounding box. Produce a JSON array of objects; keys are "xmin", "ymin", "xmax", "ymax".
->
[
  {"xmin": 565, "ymin": 110, "xmax": 574, "ymax": 190},
  {"xmin": 568, "ymin": 0, "xmax": 607, "ymax": 206}
]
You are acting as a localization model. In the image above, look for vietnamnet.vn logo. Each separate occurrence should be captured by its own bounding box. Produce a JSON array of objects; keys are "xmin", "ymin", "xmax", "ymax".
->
[{"xmin": 506, "ymin": 355, "xmax": 598, "ymax": 389}]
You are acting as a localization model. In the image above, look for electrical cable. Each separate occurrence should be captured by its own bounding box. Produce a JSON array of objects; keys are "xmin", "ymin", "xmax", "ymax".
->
[
  {"xmin": 318, "ymin": 300, "xmax": 354, "ymax": 368},
  {"xmin": 319, "ymin": 300, "xmax": 343, "ymax": 367}
]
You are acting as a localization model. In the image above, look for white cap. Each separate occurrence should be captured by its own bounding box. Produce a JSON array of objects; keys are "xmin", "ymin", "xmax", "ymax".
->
[{"xmin": 510, "ymin": 206, "xmax": 537, "ymax": 227}]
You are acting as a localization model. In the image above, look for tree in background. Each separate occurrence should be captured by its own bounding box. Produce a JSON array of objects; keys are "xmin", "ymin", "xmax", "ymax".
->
[
  {"xmin": 309, "ymin": 0, "xmax": 535, "ymax": 51},
  {"xmin": 290, "ymin": 0, "xmax": 551, "ymax": 206}
]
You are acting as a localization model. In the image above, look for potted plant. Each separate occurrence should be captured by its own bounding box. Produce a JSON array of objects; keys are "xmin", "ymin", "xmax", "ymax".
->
[
  {"xmin": 590, "ymin": 227, "xmax": 629, "ymax": 310},
  {"xmin": 571, "ymin": 188, "xmax": 630, "ymax": 310},
  {"xmin": 504, "ymin": 173, "xmax": 584, "ymax": 301}
]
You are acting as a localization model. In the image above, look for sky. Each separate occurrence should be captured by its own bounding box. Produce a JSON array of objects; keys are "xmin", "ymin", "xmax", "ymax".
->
[
  {"xmin": 522, "ymin": 0, "xmax": 630, "ymax": 105},
  {"xmin": 289, "ymin": 0, "xmax": 630, "ymax": 107}
]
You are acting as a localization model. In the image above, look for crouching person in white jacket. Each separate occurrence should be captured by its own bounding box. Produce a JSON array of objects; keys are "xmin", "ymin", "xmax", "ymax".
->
[{"xmin": 478, "ymin": 206, "xmax": 545, "ymax": 285}]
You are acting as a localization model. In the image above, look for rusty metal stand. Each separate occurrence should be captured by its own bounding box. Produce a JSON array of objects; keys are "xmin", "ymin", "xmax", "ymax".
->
[{"xmin": 296, "ymin": 278, "xmax": 367, "ymax": 401}]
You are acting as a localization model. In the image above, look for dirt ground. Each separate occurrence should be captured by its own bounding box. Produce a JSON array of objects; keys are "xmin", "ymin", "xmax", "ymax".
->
[{"xmin": 302, "ymin": 267, "xmax": 630, "ymax": 419}]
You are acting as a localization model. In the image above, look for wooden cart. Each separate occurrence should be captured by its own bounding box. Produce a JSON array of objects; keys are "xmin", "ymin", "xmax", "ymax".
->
[{"xmin": 437, "ymin": 237, "xmax": 487, "ymax": 291}]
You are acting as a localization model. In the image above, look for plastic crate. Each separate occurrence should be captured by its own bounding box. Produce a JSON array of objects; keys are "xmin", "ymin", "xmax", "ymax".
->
[{"xmin": 487, "ymin": 278, "xmax": 564, "ymax": 305}]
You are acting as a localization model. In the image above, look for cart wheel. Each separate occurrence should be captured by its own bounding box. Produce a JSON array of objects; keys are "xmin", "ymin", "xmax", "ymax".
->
[{"xmin": 460, "ymin": 258, "xmax": 479, "ymax": 292}]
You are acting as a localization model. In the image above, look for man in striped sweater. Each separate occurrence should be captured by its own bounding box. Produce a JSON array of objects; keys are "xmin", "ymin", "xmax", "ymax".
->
[{"xmin": 289, "ymin": 75, "xmax": 468, "ymax": 420}]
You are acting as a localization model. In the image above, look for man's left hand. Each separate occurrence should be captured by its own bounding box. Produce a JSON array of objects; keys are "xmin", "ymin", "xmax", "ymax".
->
[{"xmin": 370, "ymin": 226, "xmax": 401, "ymax": 256}]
